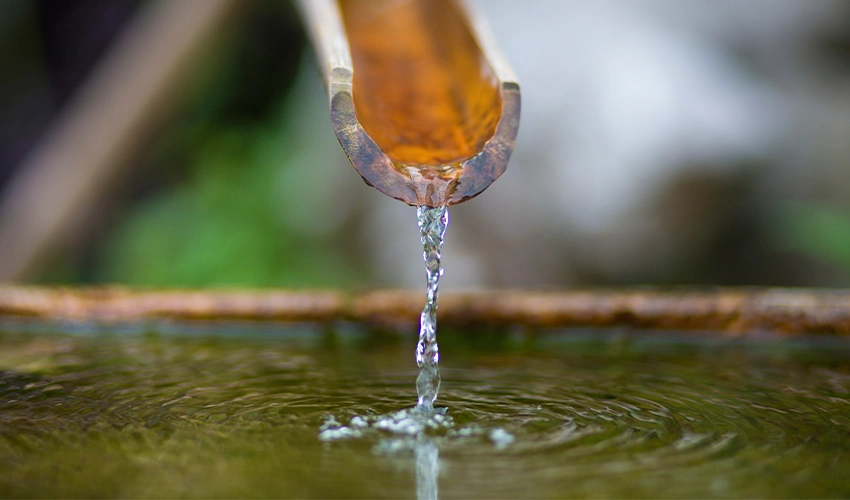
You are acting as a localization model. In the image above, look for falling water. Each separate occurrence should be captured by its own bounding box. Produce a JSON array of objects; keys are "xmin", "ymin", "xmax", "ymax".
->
[{"xmin": 415, "ymin": 205, "xmax": 448, "ymax": 411}]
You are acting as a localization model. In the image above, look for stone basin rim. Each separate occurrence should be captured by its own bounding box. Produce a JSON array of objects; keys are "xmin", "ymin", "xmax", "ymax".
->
[{"xmin": 1, "ymin": 286, "xmax": 849, "ymax": 336}]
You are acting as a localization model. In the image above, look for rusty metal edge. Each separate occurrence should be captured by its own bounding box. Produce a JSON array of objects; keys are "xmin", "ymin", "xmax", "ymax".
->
[{"xmin": 1, "ymin": 286, "xmax": 850, "ymax": 336}]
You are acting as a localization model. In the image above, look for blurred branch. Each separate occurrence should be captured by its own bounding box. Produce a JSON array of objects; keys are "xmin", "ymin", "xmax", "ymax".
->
[
  {"xmin": 0, "ymin": 0, "xmax": 239, "ymax": 281},
  {"xmin": 1, "ymin": 286, "xmax": 849, "ymax": 336}
]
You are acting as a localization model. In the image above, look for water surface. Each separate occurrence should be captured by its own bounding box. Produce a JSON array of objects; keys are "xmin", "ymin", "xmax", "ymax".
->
[{"xmin": 1, "ymin": 323, "xmax": 849, "ymax": 498}]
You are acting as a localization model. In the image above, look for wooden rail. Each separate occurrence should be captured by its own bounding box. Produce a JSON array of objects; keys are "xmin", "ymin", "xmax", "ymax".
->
[{"xmin": 1, "ymin": 286, "xmax": 849, "ymax": 336}]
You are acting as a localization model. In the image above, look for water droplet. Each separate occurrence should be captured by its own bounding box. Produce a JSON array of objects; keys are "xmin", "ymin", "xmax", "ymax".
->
[{"xmin": 489, "ymin": 428, "xmax": 515, "ymax": 450}]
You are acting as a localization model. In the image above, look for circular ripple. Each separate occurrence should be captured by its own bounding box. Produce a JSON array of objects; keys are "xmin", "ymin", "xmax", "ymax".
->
[{"xmin": 0, "ymin": 330, "xmax": 849, "ymax": 497}]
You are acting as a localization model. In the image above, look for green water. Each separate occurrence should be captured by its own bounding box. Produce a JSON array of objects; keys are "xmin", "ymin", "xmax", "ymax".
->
[{"xmin": 1, "ymin": 323, "xmax": 849, "ymax": 498}]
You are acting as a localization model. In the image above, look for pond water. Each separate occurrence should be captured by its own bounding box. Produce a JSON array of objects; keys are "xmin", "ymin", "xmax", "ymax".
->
[{"xmin": 1, "ymin": 322, "xmax": 849, "ymax": 498}]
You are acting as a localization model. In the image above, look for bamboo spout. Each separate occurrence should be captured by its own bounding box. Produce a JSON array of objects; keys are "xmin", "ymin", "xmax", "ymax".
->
[{"xmin": 298, "ymin": 0, "xmax": 520, "ymax": 207}]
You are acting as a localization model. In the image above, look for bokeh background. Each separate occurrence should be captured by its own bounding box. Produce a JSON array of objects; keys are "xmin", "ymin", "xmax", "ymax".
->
[{"xmin": 1, "ymin": 0, "xmax": 850, "ymax": 289}]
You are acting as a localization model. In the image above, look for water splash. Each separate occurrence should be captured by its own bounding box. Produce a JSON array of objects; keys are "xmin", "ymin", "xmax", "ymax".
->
[
  {"xmin": 318, "ymin": 409, "xmax": 448, "ymax": 500},
  {"xmin": 415, "ymin": 206, "xmax": 448, "ymax": 411}
]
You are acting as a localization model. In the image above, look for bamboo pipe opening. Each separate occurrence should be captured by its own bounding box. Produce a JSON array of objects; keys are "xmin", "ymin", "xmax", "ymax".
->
[
  {"xmin": 338, "ymin": 0, "xmax": 502, "ymax": 168},
  {"xmin": 298, "ymin": 0, "xmax": 520, "ymax": 206}
]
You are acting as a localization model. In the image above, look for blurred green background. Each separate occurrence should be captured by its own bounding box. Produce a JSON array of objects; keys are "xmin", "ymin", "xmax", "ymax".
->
[
  {"xmin": 1, "ymin": 0, "xmax": 373, "ymax": 288},
  {"xmin": 2, "ymin": 0, "xmax": 850, "ymax": 289}
]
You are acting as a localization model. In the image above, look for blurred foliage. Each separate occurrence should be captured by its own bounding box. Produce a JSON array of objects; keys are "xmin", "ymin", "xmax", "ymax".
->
[
  {"xmin": 774, "ymin": 202, "xmax": 850, "ymax": 275},
  {"xmin": 92, "ymin": 1, "xmax": 366, "ymax": 288}
]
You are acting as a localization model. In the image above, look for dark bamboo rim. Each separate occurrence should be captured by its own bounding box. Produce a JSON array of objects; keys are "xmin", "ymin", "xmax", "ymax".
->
[{"xmin": 1, "ymin": 286, "xmax": 850, "ymax": 336}]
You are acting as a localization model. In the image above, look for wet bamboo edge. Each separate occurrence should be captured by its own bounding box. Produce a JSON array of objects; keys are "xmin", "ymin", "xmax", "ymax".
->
[{"xmin": 0, "ymin": 286, "xmax": 849, "ymax": 336}]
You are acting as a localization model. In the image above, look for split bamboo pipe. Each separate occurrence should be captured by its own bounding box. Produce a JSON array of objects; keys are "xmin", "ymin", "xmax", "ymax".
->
[{"xmin": 297, "ymin": 0, "xmax": 521, "ymax": 207}]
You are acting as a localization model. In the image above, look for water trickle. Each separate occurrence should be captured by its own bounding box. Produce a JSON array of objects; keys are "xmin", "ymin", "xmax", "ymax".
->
[{"xmin": 415, "ymin": 205, "xmax": 448, "ymax": 411}]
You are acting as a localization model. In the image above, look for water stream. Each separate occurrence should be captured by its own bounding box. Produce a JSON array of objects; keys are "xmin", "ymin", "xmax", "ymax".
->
[
  {"xmin": 415, "ymin": 206, "xmax": 448, "ymax": 411},
  {"xmin": 312, "ymin": 205, "xmax": 452, "ymax": 500}
]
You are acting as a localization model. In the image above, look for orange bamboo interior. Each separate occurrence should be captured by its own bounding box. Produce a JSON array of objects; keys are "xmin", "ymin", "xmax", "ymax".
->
[{"xmin": 338, "ymin": 0, "xmax": 502, "ymax": 167}]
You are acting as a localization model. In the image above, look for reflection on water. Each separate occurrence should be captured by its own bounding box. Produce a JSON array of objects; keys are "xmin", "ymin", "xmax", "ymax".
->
[
  {"xmin": 415, "ymin": 439, "xmax": 439, "ymax": 500},
  {"xmin": 1, "ymin": 324, "xmax": 850, "ymax": 498}
]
